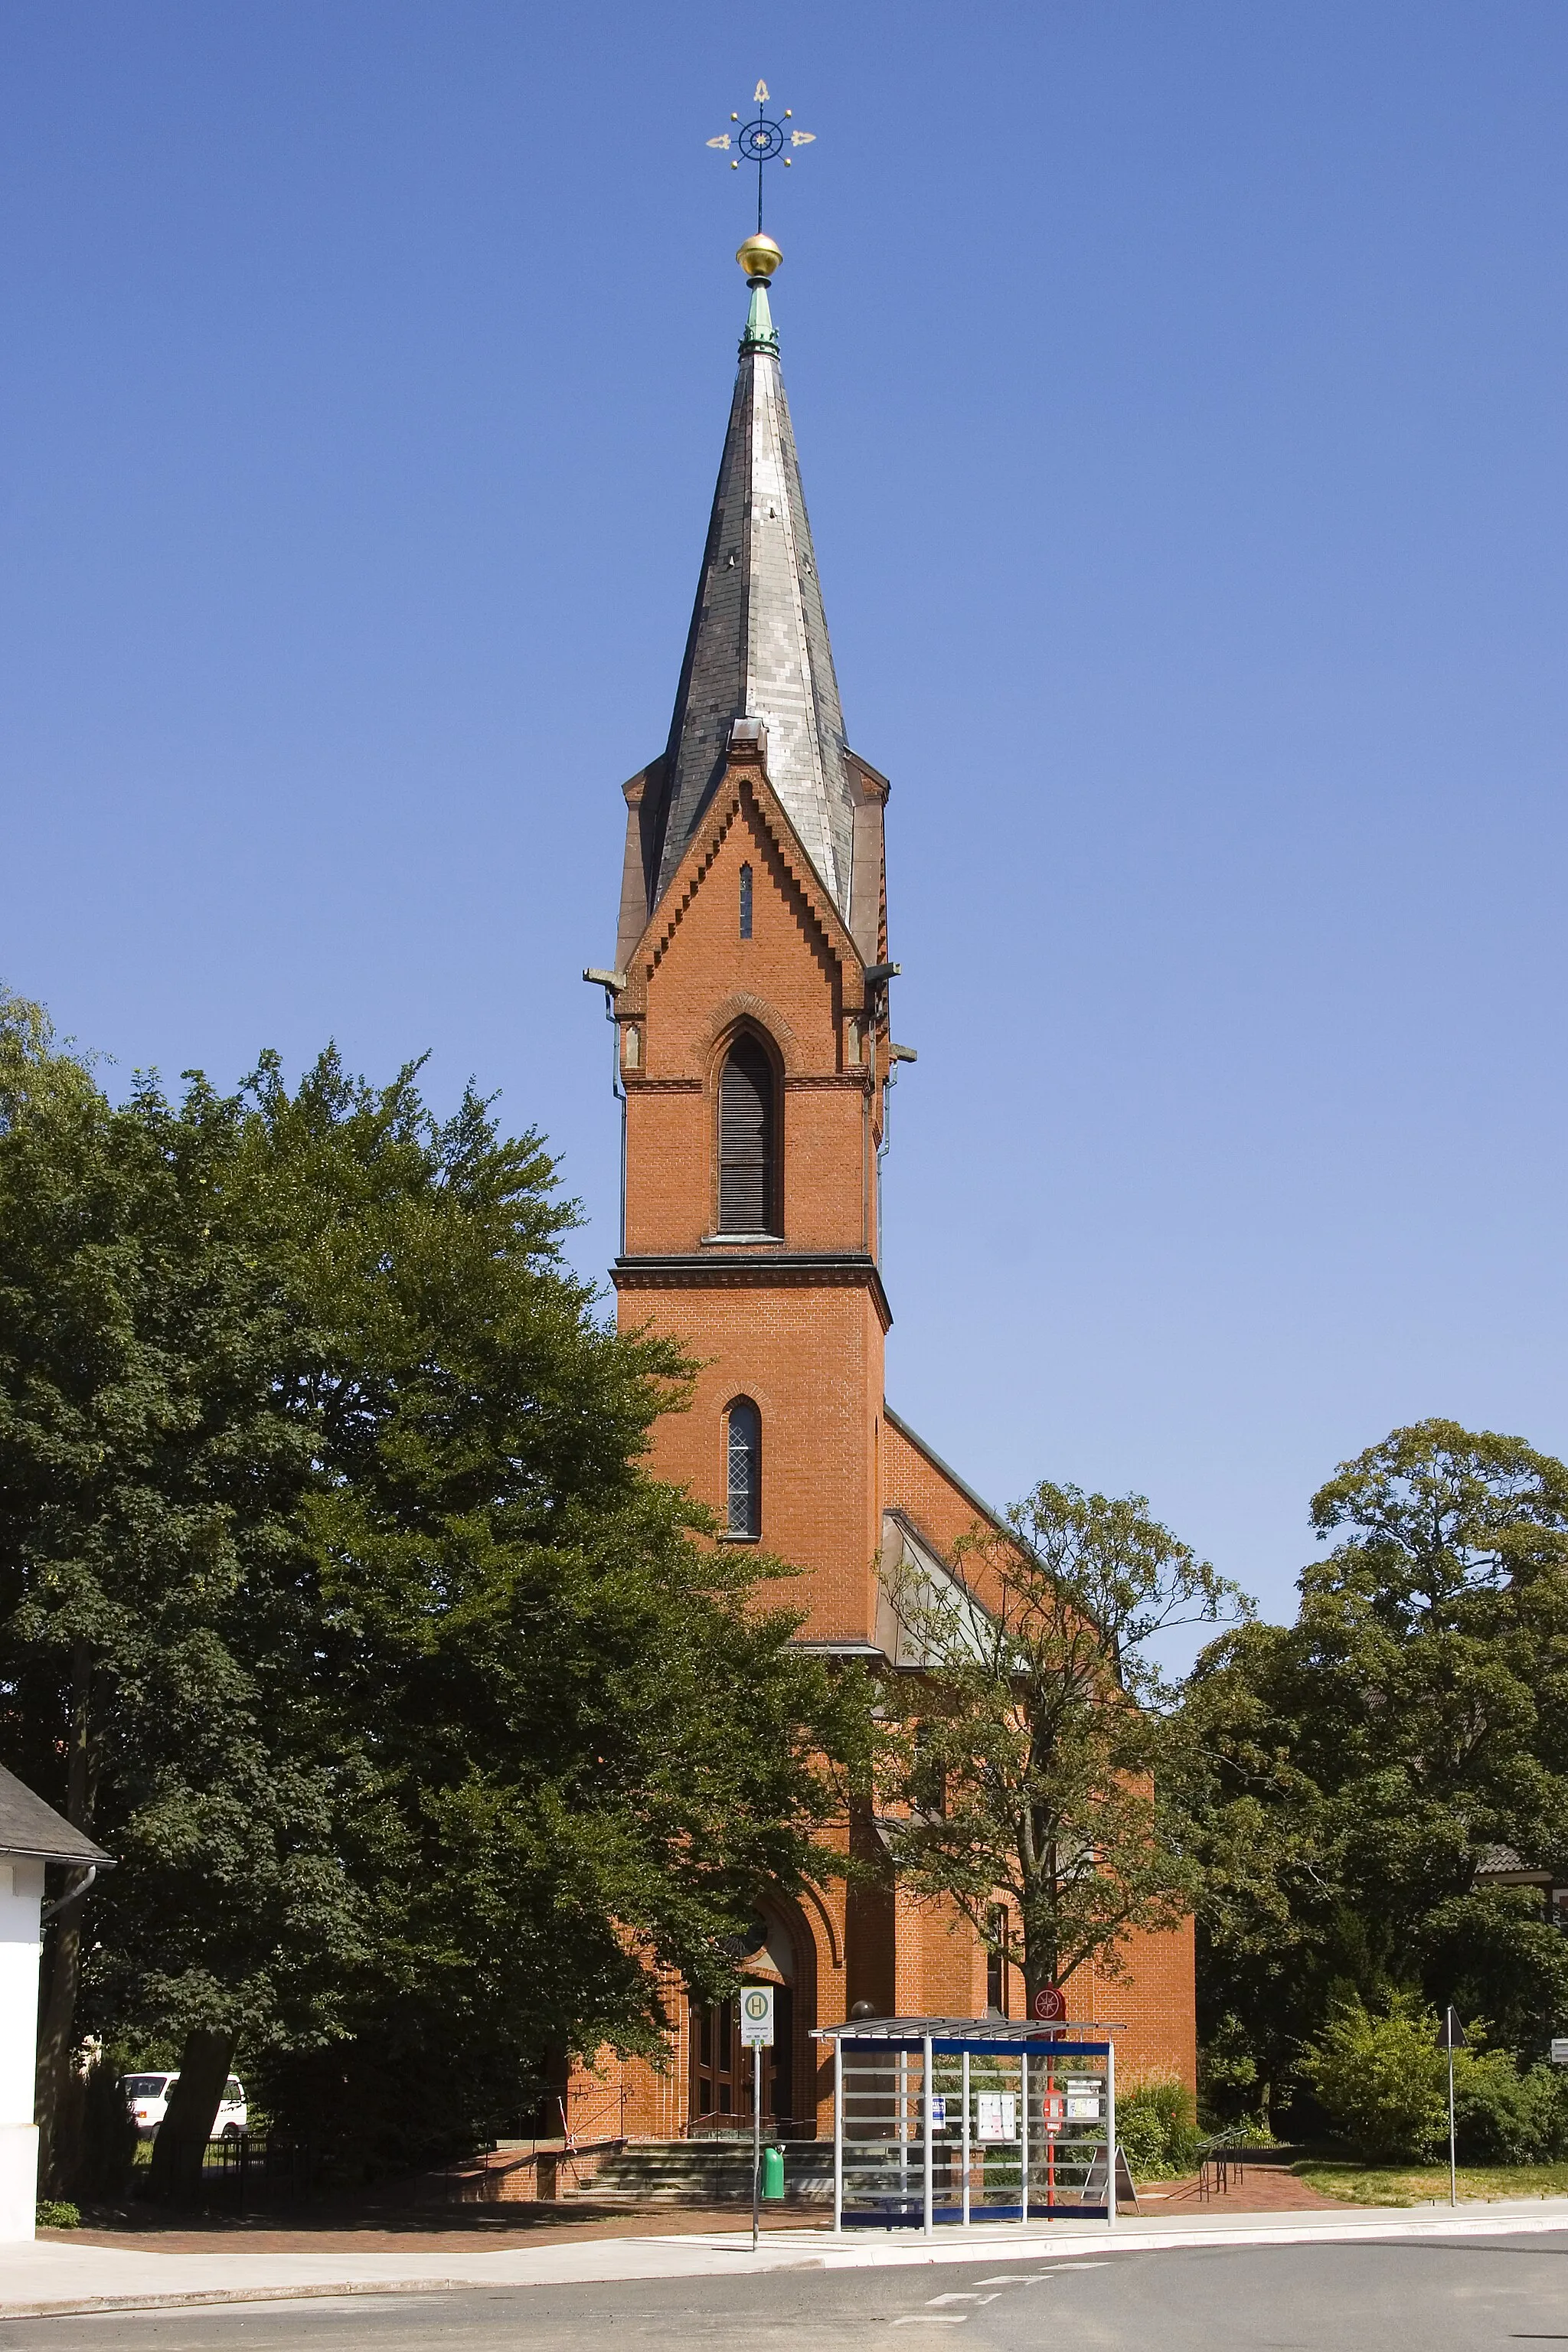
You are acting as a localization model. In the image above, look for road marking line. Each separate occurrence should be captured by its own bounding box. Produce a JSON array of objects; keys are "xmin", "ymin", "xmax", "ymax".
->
[
  {"xmin": 890, "ymin": 2318, "xmax": 969, "ymax": 2327},
  {"xmin": 927, "ymin": 2293, "xmax": 982, "ymax": 2304},
  {"xmin": 976, "ymin": 2275, "xmax": 1038, "ymax": 2285}
]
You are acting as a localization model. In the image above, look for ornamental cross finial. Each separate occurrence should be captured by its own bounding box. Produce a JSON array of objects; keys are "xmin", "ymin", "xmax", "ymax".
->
[{"xmin": 706, "ymin": 81, "xmax": 815, "ymax": 233}]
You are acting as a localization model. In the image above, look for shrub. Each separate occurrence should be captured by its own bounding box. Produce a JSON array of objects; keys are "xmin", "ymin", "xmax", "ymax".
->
[
  {"xmin": 35, "ymin": 2200, "xmax": 80, "ymax": 2230},
  {"xmin": 1117, "ymin": 2101, "xmax": 1168, "ymax": 2178},
  {"xmin": 1305, "ymin": 1993, "xmax": 1568, "ymax": 2166},
  {"xmin": 1300, "ymin": 1993, "xmax": 1446, "ymax": 2162},
  {"xmin": 1118, "ymin": 2074, "xmax": 1200, "ymax": 2178},
  {"xmin": 1452, "ymin": 2050, "xmax": 1568, "ymax": 2164}
]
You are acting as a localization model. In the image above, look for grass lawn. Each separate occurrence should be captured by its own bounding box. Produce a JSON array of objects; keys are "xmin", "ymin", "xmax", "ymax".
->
[{"xmin": 1297, "ymin": 2159, "xmax": 1568, "ymax": 2207}]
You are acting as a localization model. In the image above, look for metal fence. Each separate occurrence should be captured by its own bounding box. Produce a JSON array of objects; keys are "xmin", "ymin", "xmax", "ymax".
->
[{"xmin": 191, "ymin": 2131, "xmax": 315, "ymax": 2209}]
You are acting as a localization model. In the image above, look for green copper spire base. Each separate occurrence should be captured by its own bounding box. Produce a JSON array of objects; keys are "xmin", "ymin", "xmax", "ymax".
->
[{"xmin": 740, "ymin": 277, "xmax": 779, "ymax": 357}]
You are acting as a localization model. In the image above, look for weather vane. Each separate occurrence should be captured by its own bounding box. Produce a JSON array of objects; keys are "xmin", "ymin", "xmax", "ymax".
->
[{"xmin": 707, "ymin": 81, "xmax": 815, "ymax": 234}]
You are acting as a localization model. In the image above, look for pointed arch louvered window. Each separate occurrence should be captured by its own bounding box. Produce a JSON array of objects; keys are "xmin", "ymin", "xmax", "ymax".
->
[
  {"xmin": 718, "ymin": 1034, "xmax": 776, "ymax": 1233},
  {"xmin": 726, "ymin": 1398, "xmax": 762, "ymax": 1539}
]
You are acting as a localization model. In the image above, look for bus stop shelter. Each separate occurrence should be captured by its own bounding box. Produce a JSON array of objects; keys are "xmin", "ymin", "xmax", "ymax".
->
[{"xmin": 812, "ymin": 2017, "xmax": 1119, "ymax": 2234}]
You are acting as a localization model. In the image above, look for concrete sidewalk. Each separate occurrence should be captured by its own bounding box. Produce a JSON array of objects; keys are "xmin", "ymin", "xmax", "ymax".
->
[{"xmin": 3, "ymin": 2197, "xmax": 1568, "ymax": 2318}]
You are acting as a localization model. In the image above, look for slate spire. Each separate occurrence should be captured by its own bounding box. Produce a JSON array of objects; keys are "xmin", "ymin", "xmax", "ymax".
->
[{"xmin": 648, "ymin": 236, "xmax": 856, "ymax": 920}]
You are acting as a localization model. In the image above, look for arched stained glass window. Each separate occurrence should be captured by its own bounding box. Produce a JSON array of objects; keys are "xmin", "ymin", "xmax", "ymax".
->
[
  {"xmin": 718, "ymin": 1034, "xmax": 776, "ymax": 1233},
  {"xmin": 727, "ymin": 1398, "xmax": 762, "ymax": 1539}
]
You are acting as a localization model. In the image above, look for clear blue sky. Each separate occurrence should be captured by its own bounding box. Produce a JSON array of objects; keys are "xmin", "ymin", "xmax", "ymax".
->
[{"xmin": 5, "ymin": 3, "xmax": 1566, "ymax": 1645}]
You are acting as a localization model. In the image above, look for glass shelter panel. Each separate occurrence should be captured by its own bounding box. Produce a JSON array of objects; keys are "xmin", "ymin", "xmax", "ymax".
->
[{"xmin": 828, "ymin": 2032, "xmax": 1114, "ymax": 2230}]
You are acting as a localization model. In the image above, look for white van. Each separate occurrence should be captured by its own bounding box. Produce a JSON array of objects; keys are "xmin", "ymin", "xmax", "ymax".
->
[{"xmin": 122, "ymin": 2073, "xmax": 249, "ymax": 2138}]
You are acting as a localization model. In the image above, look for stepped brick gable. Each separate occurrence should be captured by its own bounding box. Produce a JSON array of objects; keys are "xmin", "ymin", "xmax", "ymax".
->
[{"xmin": 570, "ymin": 242, "xmax": 1197, "ymax": 2149}]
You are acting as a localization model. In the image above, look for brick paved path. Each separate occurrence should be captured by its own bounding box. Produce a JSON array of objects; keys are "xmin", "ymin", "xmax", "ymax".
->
[
  {"xmin": 1133, "ymin": 2166, "xmax": 1340, "ymax": 2213},
  {"xmin": 56, "ymin": 2164, "xmax": 1337, "ymax": 2254}
]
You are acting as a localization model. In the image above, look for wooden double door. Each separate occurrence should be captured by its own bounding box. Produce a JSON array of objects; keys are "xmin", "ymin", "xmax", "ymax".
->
[{"xmin": 691, "ymin": 1987, "xmax": 795, "ymax": 2130}]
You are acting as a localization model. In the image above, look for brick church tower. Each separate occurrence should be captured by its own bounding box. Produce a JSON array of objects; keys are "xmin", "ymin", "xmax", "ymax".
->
[{"xmin": 580, "ymin": 235, "xmax": 1197, "ymax": 2145}]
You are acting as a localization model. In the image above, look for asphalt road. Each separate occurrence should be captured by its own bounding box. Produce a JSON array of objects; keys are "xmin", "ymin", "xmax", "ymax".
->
[{"xmin": 3, "ymin": 2231, "xmax": 1567, "ymax": 2350}]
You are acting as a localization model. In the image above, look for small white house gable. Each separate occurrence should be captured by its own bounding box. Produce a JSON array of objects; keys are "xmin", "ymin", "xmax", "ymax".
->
[{"xmin": 0, "ymin": 1767, "xmax": 111, "ymax": 2240}]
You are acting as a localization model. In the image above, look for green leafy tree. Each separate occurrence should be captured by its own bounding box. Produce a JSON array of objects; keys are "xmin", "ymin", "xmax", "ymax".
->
[
  {"xmin": 1182, "ymin": 1421, "xmax": 1568, "ymax": 2118},
  {"xmin": 238, "ymin": 1044, "xmax": 856, "ymax": 2163},
  {"xmin": 0, "ymin": 996, "xmax": 857, "ymax": 2179},
  {"xmin": 877, "ymin": 1481, "xmax": 1246, "ymax": 2010},
  {"xmin": 0, "ymin": 994, "xmax": 360, "ymax": 2190}
]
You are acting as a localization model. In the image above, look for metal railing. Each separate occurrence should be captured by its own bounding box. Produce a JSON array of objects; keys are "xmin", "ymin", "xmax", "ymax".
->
[
  {"xmin": 1197, "ymin": 2126, "xmax": 1249, "ymax": 2200},
  {"xmin": 559, "ymin": 2084, "xmax": 628, "ymax": 2148},
  {"xmin": 188, "ymin": 2131, "xmax": 315, "ymax": 2209},
  {"xmin": 684, "ymin": 2112, "xmax": 812, "ymax": 2141}
]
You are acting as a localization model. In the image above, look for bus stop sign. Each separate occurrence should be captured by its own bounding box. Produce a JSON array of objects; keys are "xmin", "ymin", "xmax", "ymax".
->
[{"xmin": 740, "ymin": 1987, "xmax": 776, "ymax": 2047}]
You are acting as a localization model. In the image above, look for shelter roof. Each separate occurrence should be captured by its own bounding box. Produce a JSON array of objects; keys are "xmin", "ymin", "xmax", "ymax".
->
[{"xmin": 812, "ymin": 2017, "xmax": 1117, "ymax": 2044}]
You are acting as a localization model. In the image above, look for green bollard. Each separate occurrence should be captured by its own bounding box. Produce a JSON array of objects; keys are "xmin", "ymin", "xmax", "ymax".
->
[{"xmin": 762, "ymin": 2144, "xmax": 785, "ymax": 2200}]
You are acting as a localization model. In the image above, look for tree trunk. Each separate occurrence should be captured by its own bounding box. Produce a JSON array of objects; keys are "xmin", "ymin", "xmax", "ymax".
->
[
  {"xmin": 1019, "ymin": 1851, "xmax": 1059, "ymax": 2021},
  {"xmin": 33, "ymin": 1913, "xmax": 83, "ymax": 2195},
  {"xmin": 145, "ymin": 2027, "xmax": 238, "ymax": 2204},
  {"xmin": 34, "ymin": 1645, "xmax": 96, "ymax": 2193}
]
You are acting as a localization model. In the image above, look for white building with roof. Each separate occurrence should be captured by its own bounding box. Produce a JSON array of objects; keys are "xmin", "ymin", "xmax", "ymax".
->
[{"xmin": 0, "ymin": 1765, "xmax": 111, "ymax": 2238}]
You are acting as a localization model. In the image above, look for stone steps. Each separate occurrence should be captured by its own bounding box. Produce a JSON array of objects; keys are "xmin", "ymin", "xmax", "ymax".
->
[{"xmin": 570, "ymin": 2140, "xmax": 834, "ymax": 2206}]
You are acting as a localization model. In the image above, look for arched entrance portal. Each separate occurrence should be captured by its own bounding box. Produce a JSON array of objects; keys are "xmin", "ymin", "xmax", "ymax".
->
[{"xmin": 690, "ymin": 1908, "xmax": 808, "ymax": 2134}]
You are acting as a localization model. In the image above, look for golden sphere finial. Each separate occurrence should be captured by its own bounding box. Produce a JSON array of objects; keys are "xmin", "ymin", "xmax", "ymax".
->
[{"xmin": 736, "ymin": 232, "xmax": 782, "ymax": 281}]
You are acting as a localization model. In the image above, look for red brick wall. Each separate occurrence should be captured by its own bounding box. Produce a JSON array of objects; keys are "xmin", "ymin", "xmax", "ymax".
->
[
  {"xmin": 616, "ymin": 1280, "xmax": 884, "ymax": 1642},
  {"xmin": 1078, "ymin": 1918, "xmax": 1199, "ymax": 2090},
  {"xmin": 568, "ymin": 1864, "xmax": 851, "ymax": 2142},
  {"xmin": 585, "ymin": 746, "xmax": 1198, "ymax": 2138},
  {"xmin": 884, "ymin": 1414, "xmax": 1004, "ymax": 1563},
  {"xmin": 883, "ymin": 1415, "xmax": 1199, "ymax": 2093},
  {"xmin": 619, "ymin": 769, "xmax": 881, "ymax": 1262},
  {"xmin": 615, "ymin": 758, "xmax": 887, "ymax": 1640}
]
